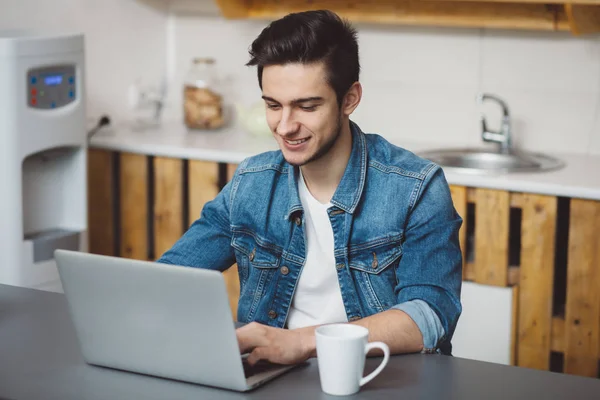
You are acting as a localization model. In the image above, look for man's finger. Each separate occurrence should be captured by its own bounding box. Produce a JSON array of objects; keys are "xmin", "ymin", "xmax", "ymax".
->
[
  {"xmin": 236, "ymin": 328, "xmax": 253, "ymax": 353},
  {"xmin": 236, "ymin": 322, "xmax": 270, "ymax": 353},
  {"xmin": 247, "ymin": 346, "xmax": 269, "ymax": 365}
]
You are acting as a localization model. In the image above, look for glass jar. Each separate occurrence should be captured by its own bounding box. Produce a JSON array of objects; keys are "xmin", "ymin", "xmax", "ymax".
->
[{"xmin": 183, "ymin": 58, "xmax": 225, "ymax": 130}]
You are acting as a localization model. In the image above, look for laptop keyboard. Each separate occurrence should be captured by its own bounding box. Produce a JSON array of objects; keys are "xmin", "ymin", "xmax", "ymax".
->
[{"xmin": 242, "ymin": 359, "xmax": 283, "ymax": 378}]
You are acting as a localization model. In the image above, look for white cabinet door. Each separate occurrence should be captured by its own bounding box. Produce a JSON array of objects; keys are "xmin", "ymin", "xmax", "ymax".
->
[{"xmin": 452, "ymin": 281, "xmax": 514, "ymax": 365}]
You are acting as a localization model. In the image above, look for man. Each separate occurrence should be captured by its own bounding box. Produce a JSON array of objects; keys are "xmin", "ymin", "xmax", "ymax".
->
[{"xmin": 158, "ymin": 10, "xmax": 462, "ymax": 366}]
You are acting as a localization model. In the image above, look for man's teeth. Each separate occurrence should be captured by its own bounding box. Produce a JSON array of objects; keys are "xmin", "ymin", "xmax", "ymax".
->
[{"xmin": 286, "ymin": 138, "xmax": 308, "ymax": 145}]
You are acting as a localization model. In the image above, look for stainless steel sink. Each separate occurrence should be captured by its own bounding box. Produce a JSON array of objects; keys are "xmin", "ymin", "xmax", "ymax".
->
[
  {"xmin": 418, "ymin": 93, "xmax": 566, "ymax": 174},
  {"xmin": 418, "ymin": 148, "xmax": 565, "ymax": 175}
]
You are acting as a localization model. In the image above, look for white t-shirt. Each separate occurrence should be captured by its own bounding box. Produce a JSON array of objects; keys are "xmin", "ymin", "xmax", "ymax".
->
[{"xmin": 286, "ymin": 172, "xmax": 348, "ymax": 330}]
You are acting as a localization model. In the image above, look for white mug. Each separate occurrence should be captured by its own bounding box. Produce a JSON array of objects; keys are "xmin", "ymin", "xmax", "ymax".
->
[{"xmin": 315, "ymin": 324, "xmax": 390, "ymax": 396}]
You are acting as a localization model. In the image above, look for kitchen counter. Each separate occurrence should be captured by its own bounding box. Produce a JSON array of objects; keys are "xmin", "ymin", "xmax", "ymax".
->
[{"xmin": 89, "ymin": 121, "xmax": 600, "ymax": 201}]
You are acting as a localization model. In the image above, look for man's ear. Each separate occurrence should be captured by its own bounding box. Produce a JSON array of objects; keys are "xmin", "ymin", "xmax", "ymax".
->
[{"xmin": 342, "ymin": 82, "xmax": 362, "ymax": 116}]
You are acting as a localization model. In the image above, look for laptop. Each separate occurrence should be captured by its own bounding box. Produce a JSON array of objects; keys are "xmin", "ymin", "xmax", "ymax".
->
[{"xmin": 54, "ymin": 249, "xmax": 299, "ymax": 392}]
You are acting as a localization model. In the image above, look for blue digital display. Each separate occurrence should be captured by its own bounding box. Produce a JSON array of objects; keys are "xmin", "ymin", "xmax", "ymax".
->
[{"xmin": 44, "ymin": 75, "xmax": 63, "ymax": 86}]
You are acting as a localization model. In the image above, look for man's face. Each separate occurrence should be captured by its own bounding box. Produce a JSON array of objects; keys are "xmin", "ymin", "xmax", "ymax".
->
[{"xmin": 261, "ymin": 62, "xmax": 343, "ymax": 167}]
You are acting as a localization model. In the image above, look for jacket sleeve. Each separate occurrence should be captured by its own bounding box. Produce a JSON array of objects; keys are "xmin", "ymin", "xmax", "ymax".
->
[
  {"xmin": 155, "ymin": 171, "xmax": 238, "ymax": 272},
  {"xmin": 391, "ymin": 165, "xmax": 463, "ymax": 353},
  {"xmin": 393, "ymin": 299, "xmax": 445, "ymax": 352}
]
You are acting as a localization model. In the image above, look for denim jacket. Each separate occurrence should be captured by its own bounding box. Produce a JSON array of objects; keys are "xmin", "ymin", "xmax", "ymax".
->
[{"xmin": 158, "ymin": 121, "xmax": 463, "ymax": 354}]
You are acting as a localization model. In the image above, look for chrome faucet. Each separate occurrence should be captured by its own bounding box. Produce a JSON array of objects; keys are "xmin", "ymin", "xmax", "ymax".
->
[{"xmin": 477, "ymin": 93, "xmax": 512, "ymax": 154}]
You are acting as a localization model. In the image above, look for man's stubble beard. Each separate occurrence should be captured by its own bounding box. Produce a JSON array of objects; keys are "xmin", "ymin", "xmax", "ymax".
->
[{"xmin": 286, "ymin": 114, "xmax": 344, "ymax": 168}]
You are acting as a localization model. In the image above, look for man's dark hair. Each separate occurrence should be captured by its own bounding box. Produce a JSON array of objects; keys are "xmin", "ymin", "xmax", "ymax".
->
[{"xmin": 246, "ymin": 10, "xmax": 360, "ymax": 107}]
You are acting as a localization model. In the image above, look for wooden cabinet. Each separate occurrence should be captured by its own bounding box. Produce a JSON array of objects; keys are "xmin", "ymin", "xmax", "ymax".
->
[
  {"xmin": 87, "ymin": 150, "xmax": 240, "ymax": 318},
  {"xmin": 205, "ymin": 0, "xmax": 600, "ymax": 34},
  {"xmin": 88, "ymin": 149, "xmax": 600, "ymax": 378}
]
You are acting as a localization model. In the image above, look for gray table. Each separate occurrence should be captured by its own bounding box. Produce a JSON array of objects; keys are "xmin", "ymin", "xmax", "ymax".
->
[{"xmin": 1, "ymin": 284, "xmax": 599, "ymax": 400}]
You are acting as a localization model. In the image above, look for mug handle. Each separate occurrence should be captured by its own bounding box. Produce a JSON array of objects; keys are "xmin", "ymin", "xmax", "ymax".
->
[{"xmin": 359, "ymin": 342, "xmax": 390, "ymax": 387}]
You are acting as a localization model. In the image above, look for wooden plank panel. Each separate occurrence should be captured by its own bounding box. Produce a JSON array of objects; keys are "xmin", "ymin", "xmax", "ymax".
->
[
  {"xmin": 474, "ymin": 188, "xmax": 510, "ymax": 286},
  {"xmin": 508, "ymin": 266, "xmax": 520, "ymax": 286},
  {"xmin": 565, "ymin": 4, "xmax": 600, "ymax": 34},
  {"xmin": 517, "ymin": 194, "xmax": 557, "ymax": 370},
  {"xmin": 511, "ymin": 285, "xmax": 519, "ymax": 366},
  {"xmin": 119, "ymin": 153, "xmax": 148, "ymax": 260},
  {"xmin": 247, "ymin": 0, "xmax": 562, "ymax": 31},
  {"xmin": 227, "ymin": 163, "xmax": 238, "ymax": 182},
  {"xmin": 225, "ymin": 163, "xmax": 240, "ymax": 320},
  {"xmin": 509, "ymin": 192, "xmax": 525, "ymax": 208},
  {"xmin": 153, "ymin": 157, "xmax": 184, "ymax": 259},
  {"xmin": 449, "ymin": 185, "xmax": 468, "ymax": 280},
  {"xmin": 564, "ymin": 199, "xmax": 600, "ymax": 377},
  {"xmin": 87, "ymin": 149, "xmax": 115, "ymax": 256},
  {"xmin": 465, "ymin": 262, "xmax": 476, "ymax": 281},
  {"xmin": 467, "ymin": 187, "xmax": 477, "ymax": 203},
  {"xmin": 552, "ymin": 316, "xmax": 565, "ymax": 353},
  {"xmin": 224, "ymin": 264, "xmax": 241, "ymax": 321},
  {"xmin": 188, "ymin": 160, "xmax": 219, "ymax": 226}
]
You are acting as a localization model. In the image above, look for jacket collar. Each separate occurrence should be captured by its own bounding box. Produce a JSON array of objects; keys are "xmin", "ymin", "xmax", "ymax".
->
[{"xmin": 287, "ymin": 121, "xmax": 367, "ymax": 219}]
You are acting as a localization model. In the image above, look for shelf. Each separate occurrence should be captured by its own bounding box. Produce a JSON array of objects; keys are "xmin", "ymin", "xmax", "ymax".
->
[{"xmin": 211, "ymin": 0, "xmax": 600, "ymax": 34}]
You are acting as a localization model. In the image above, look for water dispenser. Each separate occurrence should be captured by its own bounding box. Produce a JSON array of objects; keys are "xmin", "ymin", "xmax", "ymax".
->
[{"xmin": 0, "ymin": 31, "xmax": 86, "ymax": 292}]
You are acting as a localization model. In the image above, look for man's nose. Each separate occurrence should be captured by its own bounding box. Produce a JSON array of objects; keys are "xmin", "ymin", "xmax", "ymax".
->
[{"xmin": 276, "ymin": 109, "xmax": 299, "ymax": 136}]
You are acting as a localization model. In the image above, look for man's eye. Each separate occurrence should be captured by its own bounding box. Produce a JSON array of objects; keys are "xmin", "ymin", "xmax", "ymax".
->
[
  {"xmin": 266, "ymin": 104, "xmax": 281, "ymax": 110},
  {"xmin": 300, "ymin": 105, "xmax": 317, "ymax": 112}
]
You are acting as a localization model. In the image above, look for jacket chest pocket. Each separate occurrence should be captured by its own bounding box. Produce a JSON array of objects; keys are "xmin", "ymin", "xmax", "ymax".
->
[
  {"xmin": 232, "ymin": 231, "xmax": 282, "ymax": 291},
  {"xmin": 348, "ymin": 238, "xmax": 403, "ymax": 311}
]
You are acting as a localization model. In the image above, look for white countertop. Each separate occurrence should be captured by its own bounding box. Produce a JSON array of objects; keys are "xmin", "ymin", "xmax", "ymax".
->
[{"xmin": 89, "ymin": 121, "xmax": 600, "ymax": 201}]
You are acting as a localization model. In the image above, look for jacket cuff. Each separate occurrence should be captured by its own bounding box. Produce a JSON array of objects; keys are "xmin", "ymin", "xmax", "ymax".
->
[{"xmin": 392, "ymin": 300, "xmax": 445, "ymax": 352}]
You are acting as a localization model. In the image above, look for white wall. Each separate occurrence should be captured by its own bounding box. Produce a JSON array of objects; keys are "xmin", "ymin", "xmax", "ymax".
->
[
  {"xmin": 4, "ymin": 1, "xmax": 596, "ymax": 154},
  {"xmin": 0, "ymin": 0, "xmax": 168, "ymax": 123},
  {"xmin": 166, "ymin": 12, "xmax": 600, "ymax": 155}
]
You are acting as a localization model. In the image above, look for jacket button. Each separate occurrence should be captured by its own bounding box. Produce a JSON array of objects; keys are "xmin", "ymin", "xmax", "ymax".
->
[
  {"xmin": 281, "ymin": 266, "xmax": 289, "ymax": 275},
  {"xmin": 268, "ymin": 310, "xmax": 277, "ymax": 319},
  {"xmin": 336, "ymin": 263, "xmax": 345, "ymax": 270},
  {"xmin": 249, "ymin": 248, "xmax": 255, "ymax": 261},
  {"xmin": 371, "ymin": 252, "xmax": 378, "ymax": 269},
  {"xmin": 295, "ymin": 217, "xmax": 302, "ymax": 226}
]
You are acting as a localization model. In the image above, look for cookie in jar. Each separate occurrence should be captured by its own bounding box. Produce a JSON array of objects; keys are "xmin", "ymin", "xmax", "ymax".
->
[{"xmin": 183, "ymin": 58, "xmax": 225, "ymax": 130}]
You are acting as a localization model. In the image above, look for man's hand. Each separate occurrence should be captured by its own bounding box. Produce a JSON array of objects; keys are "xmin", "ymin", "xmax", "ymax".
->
[
  {"xmin": 236, "ymin": 322, "xmax": 316, "ymax": 366},
  {"xmin": 236, "ymin": 309, "xmax": 423, "ymax": 366}
]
